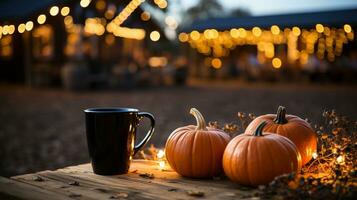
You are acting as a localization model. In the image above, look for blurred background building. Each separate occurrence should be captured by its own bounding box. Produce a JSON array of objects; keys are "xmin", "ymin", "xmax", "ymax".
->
[{"xmin": 0, "ymin": 0, "xmax": 357, "ymax": 89}]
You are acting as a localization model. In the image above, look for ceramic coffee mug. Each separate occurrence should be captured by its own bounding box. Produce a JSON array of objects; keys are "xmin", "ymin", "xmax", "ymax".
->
[{"xmin": 84, "ymin": 108, "xmax": 155, "ymax": 175}]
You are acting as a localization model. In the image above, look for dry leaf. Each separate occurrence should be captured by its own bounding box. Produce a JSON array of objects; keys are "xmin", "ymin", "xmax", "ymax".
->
[
  {"xmin": 187, "ymin": 190, "xmax": 205, "ymax": 197},
  {"xmin": 139, "ymin": 173, "xmax": 155, "ymax": 179}
]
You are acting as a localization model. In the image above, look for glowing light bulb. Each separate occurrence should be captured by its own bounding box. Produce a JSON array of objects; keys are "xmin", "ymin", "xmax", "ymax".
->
[
  {"xmin": 50, "ymin": 6, "xmax": 59, "ymax": 16},
  {"xmin": 178, "ymin": 32, "xmax": 188, "ymax": 42},
  {"xmin": 292, "ymin": 27, "xmax": 301, "ymax": 36},
  {"xmin": 271, "ymin": 25, "xmax": 280, "ymax": 35},
  {"xmin": 150, "ymin": 31, "xmax": 160, "ymax": 41},
  {"xmin": 18, "ymin": 24, "xmax": 26, "ymax": 33},
  {"xmin": 312, "ymin": 152, "xmax": 318, "ymax": 159},
  {"xmin": 157, "ymin": 150, "xmax": 165, "ymax": 159},
  {"xmin": 25, "ymin": 21, "xmax": 34, "ymax": 31},
  {"xmin": 252, "ymin": 27, "xmax": 262, "ymax": 37},
  {"xmin": 315, "ymin": 24, "xmax": 324, "ymax": 33},
  {"xmin": 190, "ymin": 30, "xmax": 200, "ymax": 41},
  {"xmin": 272, "ymin": 58, "xmax": 282, "ymax": 69},
  {"xmin": 344, "ymin": 24, "xmax": 352, "ymax": 33},
  {"xmin": 336, "ymin": 155, "xmax": 344, "ymax": 164},
  {"xmin": 159, "ymin": 161, "xmax": 166, "ymax": 170},
  {"xmin": 37, "ymin": 14, "xmax": 46, "ymax": 24},
  {"xmin": 80, "ymin": 0, "xmax": 91, "ymax": 8},
  {"xmin": 211, "ymin": 58, "xmax": 222, "ymax": 69},
  {"xmin": 61, "ymin": 7, "xmax": 70, "ymax": 16}
]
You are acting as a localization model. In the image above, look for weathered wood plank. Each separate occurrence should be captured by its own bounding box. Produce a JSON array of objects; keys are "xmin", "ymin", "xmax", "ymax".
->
[
  {"xmin": 8, "ymin": 160, "xmax": 257, "ymax": 200},
  {"xmin": 0, "ymin": 176, "xmax": 72, "ymax": 200}
]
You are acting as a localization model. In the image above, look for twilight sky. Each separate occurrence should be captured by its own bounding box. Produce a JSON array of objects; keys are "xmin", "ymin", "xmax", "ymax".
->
[{"xmin": 177, "ymin": 0, "xmax": 357, "ymax": 16}]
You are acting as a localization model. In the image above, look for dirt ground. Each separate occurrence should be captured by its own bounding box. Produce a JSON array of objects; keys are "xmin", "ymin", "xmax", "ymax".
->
[{"xmin": 1, "ymin": 82, "xmax": 357, "ymax": 177}]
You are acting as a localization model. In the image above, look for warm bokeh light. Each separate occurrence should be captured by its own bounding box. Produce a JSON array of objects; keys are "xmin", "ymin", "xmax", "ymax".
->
[
  {"xmin": 190, "ymin": 30, "xmax": 200, "ymax": 41},
  {"xmin": 37, "ymin": 14, "xmax": 46, "ymax": 25},
  {"xmin": 230, "ymin": 28, "xmax": 239, "ymax": 38},
  {"xmin": 150, "ymin": 31, "xmax": 160, "ymax": 41},
  {"xmin": 315, "ymin": 24, "xmax": 324, "ymax": 33},
  {"xmin": 2, "ymin": 25, "xmax": 9, "ymax": 35},
  {"xmin": 238, "ymin": 28, "xmax": 247, "ymax": 38},
  {"xmin": 8, "ymin": 25, "xmax": 15, "ymax": 34},
  {"xmin": 80, "ymin": 0, "xmax": 91, "ymax": 8},
  {"xmin": 343, "ymin": 24, "xmax": 352, "ymax": 33},
  {"xmin": 25, "ymin": 21, "xmax": 34, "ymax": 31},
  {"xmin": 154, "ymin": 0, "xmax": 167, "ymax": 9},
  {"xmin": 211, "ymin": 58, "xmax": 222, "ymax": 69},
  {"xmin": 17, "ymin": 24, "xmax": 26, "ymax": 33},
  {"xmin": 61, "ymin": 7, "xmax": 70, "ymax": 16},
  {"xmin": 272, "ymin": 58, "xmax": 282, "ymax": 68},
  {"xmin": 292, "ymin": 26, "xmax": 301, "ymax": 36},
  {"xmin": 49, "ymin": 6, "xmax": 59, "ymax": 16},
  {"xmin": 105, "ymin": 34, "xmax": 115, "ymax": 45},
  {"xmin": 141, "ymin": 11, "xmax": 151, "ymax": 21},
  {"xmin": 252, "ymin": 27, "xmax": 262, "ymax": 37},
  {"xmin": 96, "ymin": 0, "xmax": 106, "ymax": 10},
  {"xmin": 271, "ymin": 25, "xmax": 280, "ymax": 35},
  {"xmin": 178, "ymin": 32, "xmax": 188, "ymax": 42}
]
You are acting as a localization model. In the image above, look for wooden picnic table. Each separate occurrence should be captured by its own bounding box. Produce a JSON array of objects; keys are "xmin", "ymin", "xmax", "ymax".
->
[{"xmin": 0, "ymin": 159, "xmax": 258, "ymax": 200}]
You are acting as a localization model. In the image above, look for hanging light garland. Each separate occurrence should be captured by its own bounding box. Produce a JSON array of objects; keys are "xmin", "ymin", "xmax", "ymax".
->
[{"xmin": 179, "ymin": 24, "xmax": 354, "ymax": 68}]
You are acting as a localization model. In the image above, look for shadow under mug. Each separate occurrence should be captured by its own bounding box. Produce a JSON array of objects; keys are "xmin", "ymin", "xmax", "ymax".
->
[{"xmin": 84, "ymin": 108, "xmax": 155, "ymax": 175}]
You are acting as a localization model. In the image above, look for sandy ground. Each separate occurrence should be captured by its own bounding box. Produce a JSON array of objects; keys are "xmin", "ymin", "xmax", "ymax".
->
[{"xmin": 1, "ymin": 82, "xmax": 357, "ymax": 177}]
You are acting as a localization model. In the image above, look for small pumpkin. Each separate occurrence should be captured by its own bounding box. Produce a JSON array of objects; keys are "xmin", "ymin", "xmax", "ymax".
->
[
  {"xmin": 165, "ymin": 108, "xmax": 230, "ymax": 178},
  {"xmin": 223, "ymin": 121, "xmax": 302, "ymax": 186},
  {"xmin": 245, "ymin": 106, "xmax": 317, "ymax": 166}
]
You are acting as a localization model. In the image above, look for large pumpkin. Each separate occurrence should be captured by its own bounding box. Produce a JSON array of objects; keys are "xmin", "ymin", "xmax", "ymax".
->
[
  {"xmin": 165, "ymin": 108, "xmax": 230, "ymax": 178},
  {"xmin": 223, "ymin": 121, "xmax": 302, "ymax": 186},
  {"xmin": 245, "ymin": 106, "xmax": 317, "ymax": 166}
]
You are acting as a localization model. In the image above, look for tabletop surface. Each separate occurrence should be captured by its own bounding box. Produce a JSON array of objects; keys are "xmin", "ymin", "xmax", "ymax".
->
[{"xmin": 0, "ymin": 159, "xmax": 258, "ymax": 200}]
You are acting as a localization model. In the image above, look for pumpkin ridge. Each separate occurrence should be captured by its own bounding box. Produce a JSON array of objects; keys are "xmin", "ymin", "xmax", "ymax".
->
[
  {"xmin": 245, "ymin": 137, "xmax": 254, "ymax": 185},
  {"xmin": 189, "ymin": 131, "xmax": 196, "ymax": 177},
  {"xmin": 207, "ymin": 132, "xmax": 214, "ymax": 176},
  {"xmin": 169, "ymin": 131, "xmax": 187, "ymax": 173},
  {"xmin": 228, "ymin": 137, "xmax": 245, "ymax": 181},
  {"xmin": 264, "ymin": 136, "xmax": 279, "ymax": 184}
]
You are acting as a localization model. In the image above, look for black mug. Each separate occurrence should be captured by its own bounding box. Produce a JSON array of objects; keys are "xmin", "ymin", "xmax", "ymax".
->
[{"xmin": 84, "ymin": 108, "xmax": 155, "ymax": 175}]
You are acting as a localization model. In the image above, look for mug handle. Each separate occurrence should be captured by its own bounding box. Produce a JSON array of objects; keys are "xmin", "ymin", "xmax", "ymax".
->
[{"xmin": 134, "ymin": 112, "xmax": 155, "ymax": 155}]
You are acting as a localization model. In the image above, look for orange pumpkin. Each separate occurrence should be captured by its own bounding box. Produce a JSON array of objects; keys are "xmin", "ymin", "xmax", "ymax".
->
[
  {"xmin": 165, "ymin": 108, "xmax": 230, "ymax": 178},
  {"xmin": 245, "ymin": 106, "xmax": 317, "ymax": 166},
  {"xmin": 223, "ymin": 121, "xmax": 302, "ymax": 186}
]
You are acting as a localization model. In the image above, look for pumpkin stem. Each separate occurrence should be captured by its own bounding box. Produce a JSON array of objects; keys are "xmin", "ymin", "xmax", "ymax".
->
[
  {"xmin": 190, "ymin": 108, "xmax": 207, "ymax": 130},
  {"xmin": 274, "ymin": 106, "xmax": 288, "ymax": 124},
  {"xmin": 254, "ymin": 121, "xmax": 267, "ymax": 136}
]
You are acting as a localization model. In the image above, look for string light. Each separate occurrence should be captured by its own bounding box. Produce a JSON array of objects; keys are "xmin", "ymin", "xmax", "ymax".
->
[
  {"xmin": 150, "ymin": 31, "xmax": 160, "ymax": 41},
  {"xmin": 25, "ymin": 21, "xmax": 34, "ymax": 31},
  {"xmin": 80, "ymin": 0, "xmax": 91, "ymax": 8},
  {"xmin": 343, "ymin": 24, "xmax": 352, "ymax": 33},
  {"xmin": 178, "ymin": 32, "xmax": 188, "ymax": 42},
  {"xmin": 17, "ymin": 24, "xmax": 26, "ymax": 33},
  {"xmin": 271, "ymin": 25, "xmax": 280, "ymax": 35},
  {"xmin": 141, "ymin": 11, "xmax": 150, "ymax": 21},
  {"xmin": 315, "ymin": 24, "xmax": 324, "ymax": 33},
  {"xmin": 292, "ymin": 26, "xmax": 301, "ymax": 36},
  {"xmin": 49, "ymin": 6, "xmax": 59, "ymax": 16},
  {"xmin": 252, "ymin": 27, "xmax": 262, "ymax": 37},
  {"xmin": 211, "ymin": 58, "xmax": 222, "ymax": 69},
  {"xmin": 272, "ymin": 58, "xmax": 282, "ymax": 68},
  {"xmin": 60, "ymin": 7, "xmax": 70, "ymax": 16},
  {"xmin": 37, "ymin": 14, "xmax": 46, "ymax": 24},
  {"xmin": 8, "ymin": 25, "xmax": 15, "ymax": 34}
]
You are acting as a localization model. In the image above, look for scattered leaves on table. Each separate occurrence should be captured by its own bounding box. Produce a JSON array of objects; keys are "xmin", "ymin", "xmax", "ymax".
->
[
  {"xmin": 68, "ymin": 193, "xmax": 82, "ymax": 198},
  {"xmin": 187, "ymin": 190, "xmax": 205, "ymax": 197},
  {"xmin": 139, "ymin": 173, "xmax": 155, "ymax": 179},
  {"xmin": 32, "ymin": 176, "xmax": 44, "ymax": 182},
  {"xmin": 109, "ymin": 192, "xmax": 128, "ymax": 199},
  {"xmin": 68, "ymin": 181, "xmax": 80, "ymax": 186}
]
